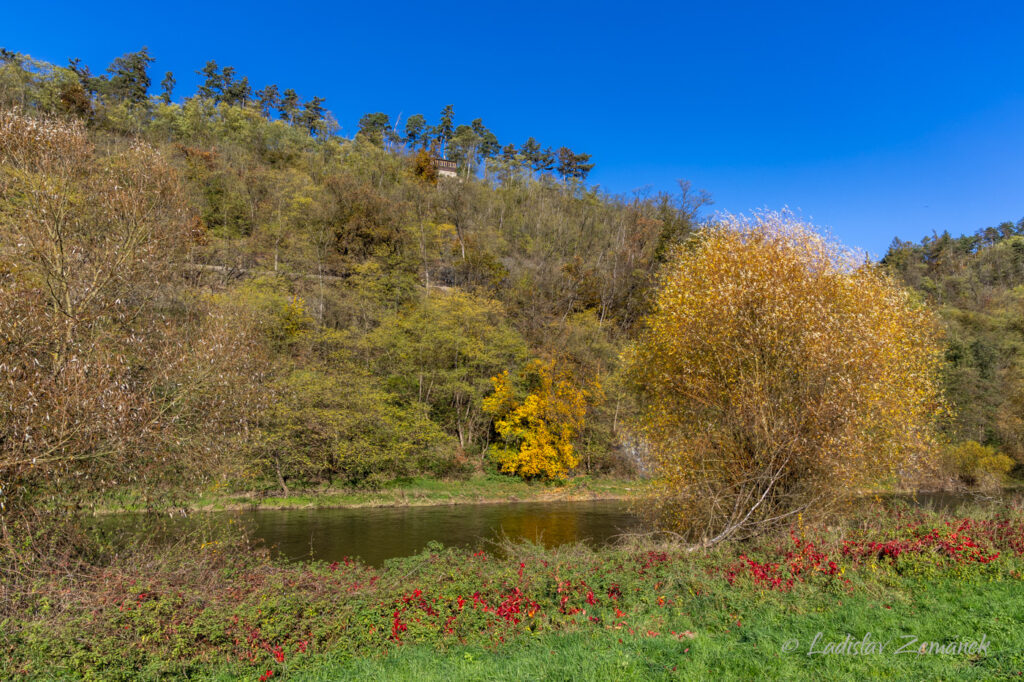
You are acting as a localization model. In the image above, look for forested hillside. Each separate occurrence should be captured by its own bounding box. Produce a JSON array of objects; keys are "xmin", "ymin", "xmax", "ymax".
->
[
  {"xmin": 883, "ymin": 222, "xmax": 1024, "ymax": 466},
  {"xmin": 0, "ymin": 49, "xmax": 705, "ymax": 518},
  {"xmin": 2, "ymin": 46, "xmax": 1021, "ymax": 527}
]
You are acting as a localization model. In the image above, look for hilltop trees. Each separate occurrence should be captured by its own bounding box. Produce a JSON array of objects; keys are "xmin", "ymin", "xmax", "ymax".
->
[
  {"xmin": 449, "ymin": 124, "xmax": 482, "ymax": 174},
  {"xmin": 106, "ymin": 47, "xmax": 153, "ymax": 104},
  {"xmin": 159, "ymin": 71, "xmax": 174, "ymax": 103},
  {"xmin": 883, "ymin": 221, "xmax": 1024, "ymax": 465},
  {"xmin": 435, "ymin": 104, "xmax": 455, "ymax": 153},
  {"xmin": 627, "ymin": 213, "xmax": 946, "ymax": 545},
  {"xmin": 404, "ymin": 113, "xmax": 428, "ymax": 148},
  {"xmin": 299, "ymin": 95, "xmax": 326, "ymax": 135},
  {"xmin": 223, "ymin": 72, "xmax": 252, "ymax": 106},
  {"xmin": 357, "ymin": 112, "xmax": 393, "ymax": 146},
  {"xmin": 196, "ymin": 60, "xmax": 222, "ymax": 99},
  {"xmin": 256, "ymin": 84, "xmax": 280, "ymax": 117},
  {"xmin": 472, "ymin": 118, "xmax": 500, "ymax": 158},
  {"xmin": 556, "ymin": 147, "xmax": 594, "ymax": 181},
  {"xmin": 1, "ymin": 48, "xmax": 596, "ymax": 185},
  {"xmin": 279, "ymin": 88, "xmax": 300, "ymax": 121}
]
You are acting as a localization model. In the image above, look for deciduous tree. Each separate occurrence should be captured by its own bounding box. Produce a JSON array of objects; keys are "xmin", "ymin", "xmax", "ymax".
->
[
  {"xmin": 483, "ymin": 360, "xmax": 590, "ymax": 480},
  {"xmin": 626, "ymin": 212, "xmax": 946, "ymax": 546},
  {"xmin": 364, "ymin": 291, "xmax": 528, "ymax": 454}
]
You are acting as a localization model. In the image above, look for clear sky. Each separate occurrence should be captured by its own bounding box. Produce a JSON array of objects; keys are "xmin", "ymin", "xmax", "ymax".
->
[{"xmin": 4, "ymin": 0, "xmax": 1022, "ymax": 256}]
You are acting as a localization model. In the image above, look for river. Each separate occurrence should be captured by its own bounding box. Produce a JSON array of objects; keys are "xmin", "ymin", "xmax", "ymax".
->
[{"xmin": 96, "ymin": 488, "xmax": 1015, "ymax": 567}]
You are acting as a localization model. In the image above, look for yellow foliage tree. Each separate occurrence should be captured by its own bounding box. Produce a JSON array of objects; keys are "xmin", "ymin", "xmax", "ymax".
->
[
  {"xmin": 483, "ymin": 360, "xmax": 589, "ymax": 480},
  {"xmin": 625, "ymin": 212, "xmax": 946, "ymax": 546}
]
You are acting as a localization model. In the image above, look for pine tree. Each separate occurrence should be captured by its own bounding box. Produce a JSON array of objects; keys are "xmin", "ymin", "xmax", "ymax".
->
[
  {"xmin": 572, "ymin": 151, "xmax": 594, "ymax": 181},
  {"xmin": 358, "ymin": 112, "xmax": 391, "ymax": 145},
  {"xmin": 299, "ymin": 96, "xmax": 326, "ymax": 135},
  {"xmin": 535, "ymin": 146, "xmax": 556, "ymax": 174},
  {"xmin": 278, "ymin": 88, "xmax": 300, "ymax": 122},
  {"xmin": 196, "ymin": 60, "xmax": 222, "ymax": 100},
  {"xmin": 470, "ymin": 119, "xmax": 500, "ymax": 158},
  {"xmin": 500, "ymin": 143, "xmax": 518, "ymax": 162},
  {"xmin": 256, "ymin": 84, "xmax": 280, "ymax": 118},
  {"xmin": 224, "ymin": 75, "xmax": 252, "ymax": 106},
  {"xmin": 556, "ymin": 147, "xmax": 576, "ymax": 179},
  {"xmin": 68, "ymin": 58, "xmax": 103, "ymax": 96},
  {"xmin": 520, "ymin": 137, "xmax": 541, "ymax": 171},
  {"xmin": 159, "ymin": 71, "xmax": 175, "ymax": 104},
  {"xmin": 435, "ymin": 104, "xmax": 455, "ymax": 154},
  {"xmin": 106, "ymin": 47, "xmax": 154, "ymax": 104},
  {"xmin": 404, "ymin": 113, "xmax": 427, "ymax": 148}
]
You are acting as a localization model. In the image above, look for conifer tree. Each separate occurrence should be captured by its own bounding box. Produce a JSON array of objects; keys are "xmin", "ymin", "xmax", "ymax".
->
[
  {"xmin": 106, "ymin": 47, "xmax": 154, "ymax": 104},
  {"xmin": 159, "ymin": 71, "xmax": 175, "ymax": 104}
]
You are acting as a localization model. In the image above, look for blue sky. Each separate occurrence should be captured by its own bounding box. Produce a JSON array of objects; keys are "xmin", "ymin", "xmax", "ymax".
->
[{"xmin": 5, "ymin": 0, "xmax": 1022, "ymax": 256}]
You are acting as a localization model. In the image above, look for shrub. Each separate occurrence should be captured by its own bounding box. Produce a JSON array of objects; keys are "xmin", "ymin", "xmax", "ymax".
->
[
  {"xmin": 944, "ymin": 440, "xmax": 1014, "ymax": 487},
  {"xmin": 626, "ymin": 212, "xmax": 946, "ymax": 546}
]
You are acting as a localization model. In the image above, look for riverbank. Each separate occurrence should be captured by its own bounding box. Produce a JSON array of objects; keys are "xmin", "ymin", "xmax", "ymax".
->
[
  {"xmin": 7, "ymin": 495, "xmax": 1024, "ymax": 680},
  {"xmin": 91, "ymin": 475, "xmax": 649, "ymax": 515}
]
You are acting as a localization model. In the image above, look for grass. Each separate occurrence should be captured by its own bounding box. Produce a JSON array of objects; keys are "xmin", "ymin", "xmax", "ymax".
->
[
  {"xmin": 6, "ymin": 498, "xmax": 1024, "ymax": 680},
  {"xmin": 91, "ymin": 474, "xmax": 645, "ymax": 514},
  {"xmin": 280, "ymin": 578, "xmax": 1023, "ymax": 681}
]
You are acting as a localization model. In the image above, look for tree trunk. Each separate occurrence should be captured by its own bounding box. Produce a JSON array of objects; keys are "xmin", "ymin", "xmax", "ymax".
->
[{"xmin": 274, "ymin": 455, "xmax": 289, "ymax": 497}]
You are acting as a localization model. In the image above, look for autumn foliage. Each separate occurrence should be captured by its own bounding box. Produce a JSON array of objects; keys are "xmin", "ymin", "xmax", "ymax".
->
[
  {"xmin": 483, "ymin": 360, "xmax": 593, "ymax": 480},
  {"xmin": 0, "ymin": 109, "xmax": 266, "ymax": 552},
  {"xmin": 626, "ymin": 212, "xmax": 946, "ymax": 545}
]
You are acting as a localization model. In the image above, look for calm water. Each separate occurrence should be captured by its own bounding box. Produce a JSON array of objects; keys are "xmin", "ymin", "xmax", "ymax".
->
[
  {"xmin": 104, "ymin": 500, "xmax": 641, "ymax": 566},
  {"xmin": 242, "ymin": 500, "xmax": 640, "ymax": 566},
  {"xmin": 98, "ymin": 489, "xmax": 1018, "ymax": 567}
]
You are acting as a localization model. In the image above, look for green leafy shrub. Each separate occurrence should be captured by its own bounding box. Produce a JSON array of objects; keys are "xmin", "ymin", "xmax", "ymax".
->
[
  {"xmin": 944, "ymin": 440, "xmax": 1014, "ymax": 487},
  {"xmin": 258, "ymin": 365, "xmax": 458, "ymax": 492}
]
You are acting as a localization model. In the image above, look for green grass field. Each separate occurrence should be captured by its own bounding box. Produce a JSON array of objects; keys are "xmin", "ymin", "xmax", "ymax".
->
[
  {"xmin": 7, "ymin": 499, "xmax": 1024, "ymax": 680},
  {"xmin": 280, "ymin": 577, "xmax": 1021, "ymax": 681}
]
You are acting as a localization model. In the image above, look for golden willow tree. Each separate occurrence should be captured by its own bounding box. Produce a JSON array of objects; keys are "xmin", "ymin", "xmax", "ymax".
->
[{"xmin": 626, "ymin": 212, "xmax": 946, "ymax": 546}]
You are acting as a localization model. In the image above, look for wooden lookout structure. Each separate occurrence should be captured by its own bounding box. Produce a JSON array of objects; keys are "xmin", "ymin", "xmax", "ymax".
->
[{"xmin": 430, "ymin": 157, "xmax": 457, "ymax": 179}]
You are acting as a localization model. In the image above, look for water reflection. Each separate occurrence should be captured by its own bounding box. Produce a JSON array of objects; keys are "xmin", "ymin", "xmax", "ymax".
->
[
  {"xmin": 97, "ymin": 489, "xmax": 1019, "ymax": 568},
  {"xmin": 245, "ymin": 500, "xmax": 638, "ymax": 566}
]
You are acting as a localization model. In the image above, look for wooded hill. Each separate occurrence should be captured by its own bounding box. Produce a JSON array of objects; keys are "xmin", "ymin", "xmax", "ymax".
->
[
  {"xmin": 883, "ymin": 222, "xmax": 1024, "ymax": 464},
  {"xmin": 0, "ymin": 49, "xmax": 702, "ymax": 516},
  {"xmin": 1, "ymin": 47, "xmax": 1020, "ymax": 522}
]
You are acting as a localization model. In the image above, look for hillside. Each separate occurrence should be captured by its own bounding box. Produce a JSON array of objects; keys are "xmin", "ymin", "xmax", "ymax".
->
[
  {"xmin": 0, "ymin": 50, "xmax": 706, "ymax": 517},
  {"xmin": 2, "ymin": 47, "xmax": 1023, "ymax": 524},
  {"xmin": 883, "ymin": 223, "xmax": 1024, "ymax": 464}
]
